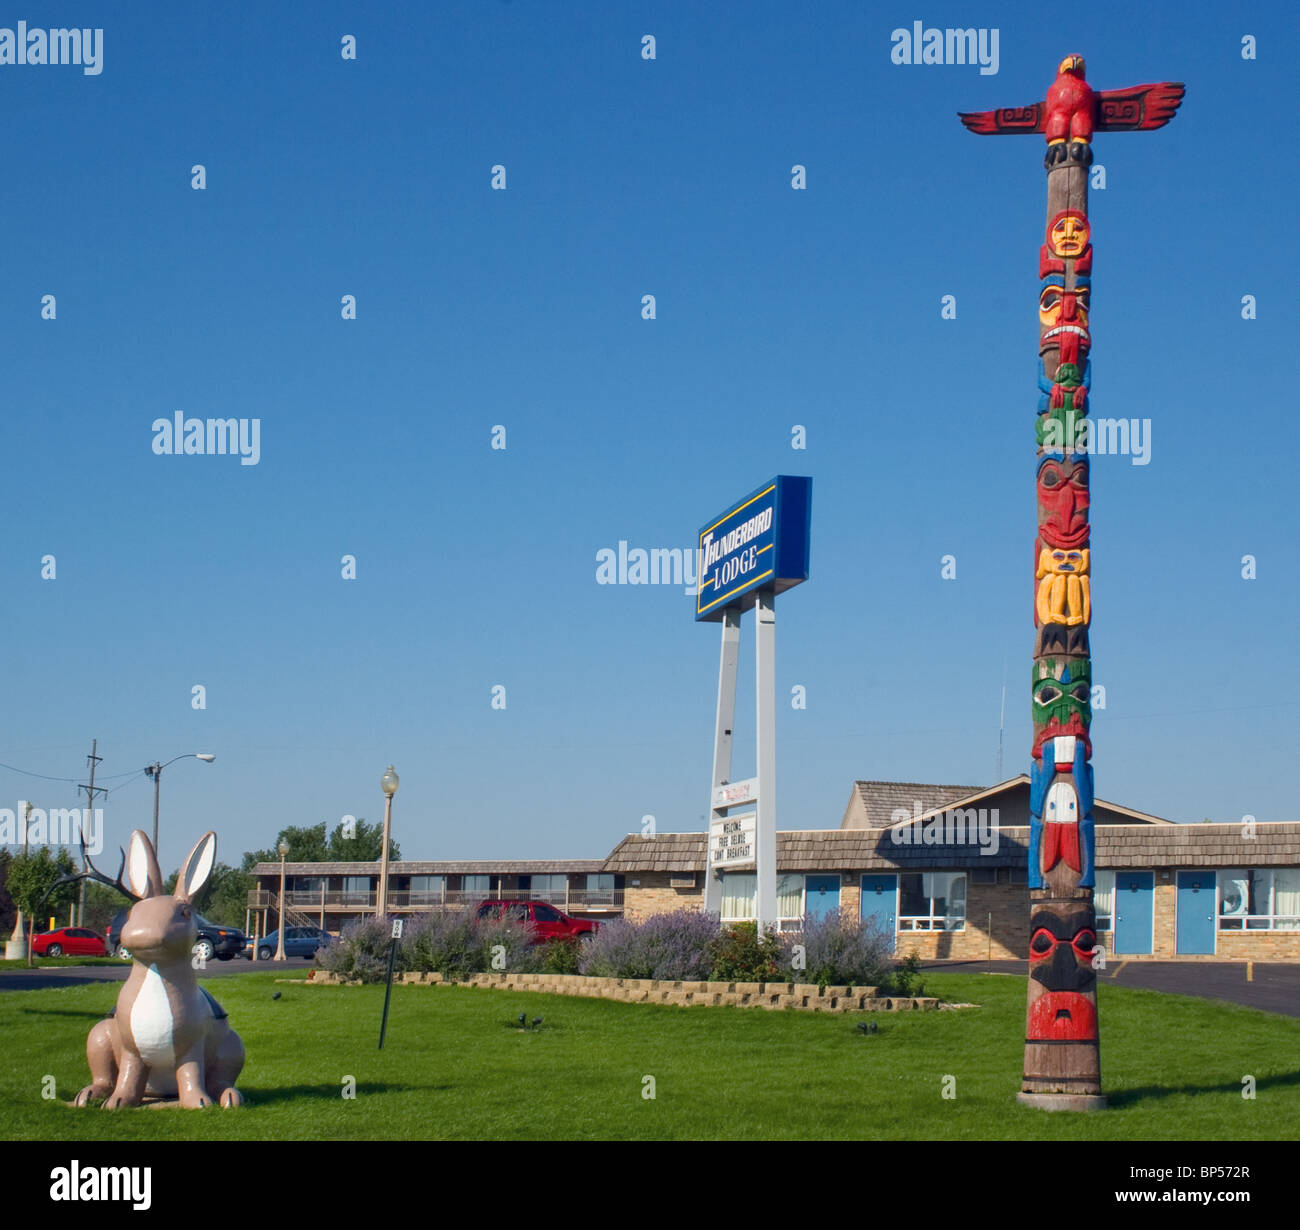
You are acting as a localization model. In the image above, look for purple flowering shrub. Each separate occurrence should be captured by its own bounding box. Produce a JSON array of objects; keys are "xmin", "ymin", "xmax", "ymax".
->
[
  {"xmin": 777, "ymin": 912, "xmax": 894, "ymax": 988},
  {"xmin": 578, "ymin": 908, "xmax": 721, "ymax": 981},
  {"xmin": 401, "ymin": 908, "xmax": 539, "ymax": 976},
  {"xmin": 315, "ymin": 916, "xmax": 402, "ymax": 983},
  {"xmin": 316, "ymin": 909, "xmax": 540, "ymax": 980},
  {"xmin": 317, "ymin": 907, "xmax": 898, "ymax": 990}
]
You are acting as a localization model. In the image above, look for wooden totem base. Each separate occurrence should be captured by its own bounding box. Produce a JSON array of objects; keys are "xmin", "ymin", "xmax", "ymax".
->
[{"xmin": 1017, "ymin": 1091, "xmax": 1108, "ymax": 1112}]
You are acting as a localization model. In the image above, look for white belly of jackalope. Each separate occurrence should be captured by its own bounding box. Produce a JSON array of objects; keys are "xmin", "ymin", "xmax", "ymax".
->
[{"xmin": 130, "ymin": 965, "xmax": 209, "ymax": 1098}]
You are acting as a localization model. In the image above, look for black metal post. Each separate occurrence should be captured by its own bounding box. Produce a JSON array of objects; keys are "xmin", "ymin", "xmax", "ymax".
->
[{"xmin": 378, "ymin": 922, "xmax": 402, "ymax": 1049}]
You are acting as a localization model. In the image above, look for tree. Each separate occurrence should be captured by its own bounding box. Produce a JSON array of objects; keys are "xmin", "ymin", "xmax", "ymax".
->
[
  {"xmin": 328, "ymin": 818, "xmax": 399, "ymax": 861},
  {"xmin": 241, "ymin": 819, "xmax": 399, "ymax": 868},
  {"xmin": 199, "ymin": 863, "xmax": 254, "ymax": 926},
  {"xmin": 6, "ymin": 848, "xmax": 79, "ymax": 932},
  {"xmin": 0, "ymin": 848, "xmax": 14, "ymax": 934},
  {"xmin": 82, "ymin": 880, "xmax": 130, "ymax": 935},
  {"xmin": 242, "ymin": 822, "xmax": 329, "ymax": 871}
]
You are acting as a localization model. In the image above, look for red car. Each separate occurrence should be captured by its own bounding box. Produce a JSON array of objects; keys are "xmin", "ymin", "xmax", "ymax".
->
[
  {"xmin": 31, "ymin": 927, "xmax": 108, "ymax": 958},
  {"xmin": 475, "ymin": 900, "xmax": 598, "ymax": 944}
]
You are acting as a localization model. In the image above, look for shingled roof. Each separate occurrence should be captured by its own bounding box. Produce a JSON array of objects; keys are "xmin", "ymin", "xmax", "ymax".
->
[
  {"xmin": 841, "ymin": 776, "xmax": 1175, "ymax": 828},
  {"xmin": 841, "ymin": 780, "xmax": 985, "ymax": 829},
  {"xmin": 603, "ymin": 823, "xmax": 1300, "ymax": 873},
  {"xmin": 601, "ymin": 834, "xmax": 706, "ymax": 875}
]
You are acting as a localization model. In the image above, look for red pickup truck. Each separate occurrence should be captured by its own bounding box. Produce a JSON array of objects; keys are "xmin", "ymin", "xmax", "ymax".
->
[{"xmin": 475, "ymin": 900, "xmax": 598, "ymax": 944}]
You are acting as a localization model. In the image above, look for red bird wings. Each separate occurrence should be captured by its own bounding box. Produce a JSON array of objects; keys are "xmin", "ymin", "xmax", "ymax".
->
[{"xmin": 959, "ymin": 82, "xmax": 1184, "ymax": 135}]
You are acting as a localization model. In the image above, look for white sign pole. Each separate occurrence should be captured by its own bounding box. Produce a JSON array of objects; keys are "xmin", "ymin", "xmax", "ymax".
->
[
  {"xmin": 755, "ymin": 590, "xmax": 778, "ymax": 933},
  {"xmin": 704, "ymin": 608, "xmax": 741, "ymax": 917}
]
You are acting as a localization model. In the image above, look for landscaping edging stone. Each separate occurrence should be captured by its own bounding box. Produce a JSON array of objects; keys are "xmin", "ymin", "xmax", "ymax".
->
[{"xmin": 305, "ymin": 969, "xmax": 939, "ymax": 1012}]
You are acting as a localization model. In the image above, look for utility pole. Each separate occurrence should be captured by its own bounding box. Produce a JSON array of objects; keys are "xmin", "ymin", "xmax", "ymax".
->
[{"xmin": 79, "ymin": 739, "xmax": 105, "ymax": 927}]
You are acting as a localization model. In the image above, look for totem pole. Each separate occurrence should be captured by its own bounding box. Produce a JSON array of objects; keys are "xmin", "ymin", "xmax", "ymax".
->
[{"xmin": 960, "ymin": 56, "xmax": 1183, "ymax": 1110}]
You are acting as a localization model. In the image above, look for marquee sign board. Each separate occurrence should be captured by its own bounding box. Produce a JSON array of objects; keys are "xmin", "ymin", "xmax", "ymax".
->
[
  {"xmin": 694, "ymin": 476, "xmax": 811, "ymax": 621},
  {"xmin": 711, "ymin": 777, "xmax": 757, "ymax": 810},
  {"xmin": 709, "ymin": 811, "xmax": 757, "ymax": 870}
]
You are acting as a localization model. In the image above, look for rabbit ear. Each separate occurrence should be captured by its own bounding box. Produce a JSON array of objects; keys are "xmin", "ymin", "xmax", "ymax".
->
[
  {"xmin": 176, "ymin": 831, "xmax": 217, "ymax": 903},
  {"xmin": 126, "ymin": 830, "xmax": 163, "ymax": 899}
]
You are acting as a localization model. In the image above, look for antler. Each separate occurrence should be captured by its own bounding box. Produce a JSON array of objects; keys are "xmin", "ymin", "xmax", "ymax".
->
[
  {"xmin": 81, "ymin": 833, "xmax": 141, "ymax": 902},
  {"xmin": 35, "ymin": 830, "xmax": 141, "ymax": 912}
]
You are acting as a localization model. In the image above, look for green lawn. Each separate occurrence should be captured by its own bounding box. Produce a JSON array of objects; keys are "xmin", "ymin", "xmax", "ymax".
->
[{"xmin": 0, "ymin": 971, "xmax": 1295, "ymax": 1140}]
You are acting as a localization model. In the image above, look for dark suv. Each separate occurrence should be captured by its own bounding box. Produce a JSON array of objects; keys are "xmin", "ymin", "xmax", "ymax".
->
[{"xmin": 107, "ymin": 908, "xmax": 246, "ymax": 961}]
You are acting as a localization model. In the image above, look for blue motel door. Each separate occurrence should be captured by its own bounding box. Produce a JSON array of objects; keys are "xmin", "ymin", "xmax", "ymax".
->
[
  {"xmin": 1113, "ymin": 872, "xmax": 1154, "ymax": 955},
  {"xmin": 805, "ymin": 875, "xmax": 840, "ymax": 919},
  {"xmin": 1176, "ymin": 871, "xmax": 1216, "ymax": 955},
  {"xmin": 860, "ymin": 875, "xmax": 896, "ymax": 937}
]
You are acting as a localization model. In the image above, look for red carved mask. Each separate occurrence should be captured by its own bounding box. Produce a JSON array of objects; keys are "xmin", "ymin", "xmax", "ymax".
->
[{"xmin": 1037, "ymin": 456, "xmax": 1089, "ymax": 548}]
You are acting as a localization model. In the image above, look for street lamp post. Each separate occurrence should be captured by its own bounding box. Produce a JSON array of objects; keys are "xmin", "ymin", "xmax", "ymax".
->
[
  {"xmin": 376, "ymin": 765, "xmax": 399, "ymax": 917},
  {"xmin": 275, "ymin": 839, "xmax": 290, "ymax": 961},
  {"xmin": 145, "ymin": 753, "xmax": 216, "ymax": 853}
]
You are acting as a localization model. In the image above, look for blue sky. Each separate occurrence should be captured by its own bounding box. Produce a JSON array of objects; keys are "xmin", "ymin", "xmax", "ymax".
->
[{"xmin": 0, "ymin": 1, "xmax": 1293, "ymax": 874}]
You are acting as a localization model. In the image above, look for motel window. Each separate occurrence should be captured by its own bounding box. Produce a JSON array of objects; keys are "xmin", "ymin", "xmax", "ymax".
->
[
  {"xmin": 777, "ymin": 875, "xmax": 804, "ymax": 930},
  {"xmin": 342, "ymin": 876, "xmax": 371, "ymax": 904},
  {"xmin": 1218, "ymin": 870, "xmax": 1300, "ymax": 931},
  {"xmin": 585, "ymin": 874, "xmax": 616, "ymax": 904},
  {"xmin": 461, "ymin": 875, "xmax": 490, "ymax": 896},
  {"xmin": 720, "ymin": 873, "xmax": 757, "ymax": 922},
  {"xmin": 409, "ymin": 875, "xmax": 445, "ymax": 904},
  {"xmin": 718, "ymin": 874, "xmax": 807, "ymax": 927},
  {"xmin": 1093, "ymin": 871, "xmax": 1114, "ymax": 931},
  {"xmin": 898, "ymin": 872, "xmax": 966, "ymax": 931},
  {"xmin": 529, "ymin": 874, "xmax": 568, "ymax": 900},
  {"xmin": 292, "ymin": 876, "xmax": 325, "ymax": 895}
]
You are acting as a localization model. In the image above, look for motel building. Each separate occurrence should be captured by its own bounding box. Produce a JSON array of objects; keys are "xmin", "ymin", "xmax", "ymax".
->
[{"xmin": 251, "ymin": 778, "xmax": 1300, "ymax": 962}]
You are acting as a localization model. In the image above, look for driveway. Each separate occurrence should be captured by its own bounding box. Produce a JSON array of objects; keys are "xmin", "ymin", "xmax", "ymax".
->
[
  {"xmin": 925, "ymin": 958, "xmax": 1300, "ymax": 1018},
  {"xmin": 0, "ymin": 957, "xmax": 318, "ymax": 993}
]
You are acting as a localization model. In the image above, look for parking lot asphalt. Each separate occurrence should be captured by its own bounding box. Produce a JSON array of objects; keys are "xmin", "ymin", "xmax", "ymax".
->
[
  {"xmin": 926, "ymin": 958, "xmax": 1300, "ymax": 1018},
  {"xmin": 0, "ymin": 956, "xmax": 319, "ymax": 993}
]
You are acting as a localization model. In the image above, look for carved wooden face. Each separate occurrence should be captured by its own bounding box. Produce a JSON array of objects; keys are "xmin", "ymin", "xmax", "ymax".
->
[
  {"xmin": 1027, "ymin": 902, "xmax": 1099, "ymax": 1041},
  {"xmin": 1038, "ymin": 546, "xmax": 1088, "ymax": 576},
  {"xmin": 1037, "ymin": 455, "xmax": 1089, "ymax": 549},
  {"xmin": 1047, "ymin": 210, "xmax": 1090, "ymax": 258},
  {"xmin": 1032, "ymin": 712, "xmax": 1090, "ymax": 758},
  {"xmin": 1033, "ymin": 661, "xmax": 1091, "ymax": 731},
  {"xmin": 1039, "ymin": 279, "xmax": 1090, "ymax": 332}
]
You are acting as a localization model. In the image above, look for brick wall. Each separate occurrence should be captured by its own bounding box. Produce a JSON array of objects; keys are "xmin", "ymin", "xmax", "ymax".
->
[
  {"xmin": 622, "ymin": 873, "xmax": 703, "ymax": 921},
  {"xmin": 1153, "ymin": 878, "xmax": 1177, "ymax": 957},
  {"xmin": 893, "ymin": 881, "xmax": 1026, "ymax": 961},
  {"xmin": 1216, "ymin": 931, "xmax": 1300, "ymax": 959}
]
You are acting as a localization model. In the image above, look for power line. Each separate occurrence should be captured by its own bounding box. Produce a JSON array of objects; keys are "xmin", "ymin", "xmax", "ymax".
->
[{"xmin": 0, "ymin": 760, "xmax": 80, "ymax": 783}]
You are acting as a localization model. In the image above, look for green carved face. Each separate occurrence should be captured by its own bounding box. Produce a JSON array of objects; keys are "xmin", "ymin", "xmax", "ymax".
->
[
  {"xmin": 1032, "ymin": 660, "xmax": 1091, "ymax": 729},
  {"xmin": 1038, "ymin": 407, "xmax": 1089, "ymax": 450}
]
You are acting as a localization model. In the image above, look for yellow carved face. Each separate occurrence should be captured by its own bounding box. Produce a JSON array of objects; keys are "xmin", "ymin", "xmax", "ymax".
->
[
  {"xmin": 1038, "ymin": 547, "xmax": 1090, "ymax": 576},
  {"xmin": 1039, "ymin": 284, "xmax": 1090, "ymax": 331},
  {"xmin": 1048, "ymin": 211, "xmax": 1090, "ymax": 258}
]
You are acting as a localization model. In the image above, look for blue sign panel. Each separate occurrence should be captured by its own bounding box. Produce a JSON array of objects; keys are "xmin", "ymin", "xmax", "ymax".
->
[{"xmin": 695, "ymin": 475, "xmax": 811, "ymax": 621}]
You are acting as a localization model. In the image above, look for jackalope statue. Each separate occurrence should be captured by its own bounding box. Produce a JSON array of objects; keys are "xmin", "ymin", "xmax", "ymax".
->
[{"xmin": 73, "ymin": 829, "xmax": 245, "ymax": 1108}]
